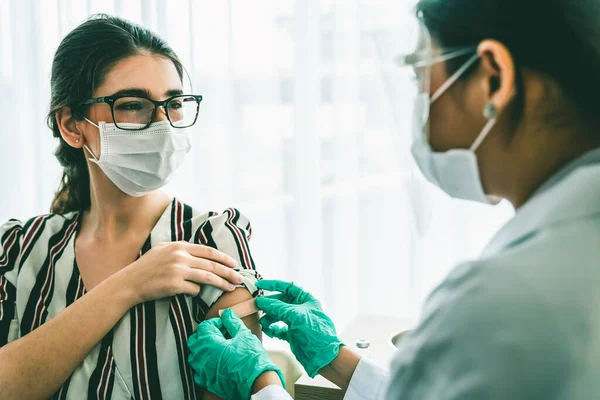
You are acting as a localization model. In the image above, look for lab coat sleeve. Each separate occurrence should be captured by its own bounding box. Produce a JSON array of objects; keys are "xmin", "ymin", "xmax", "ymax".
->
[
  {"xmin": 383, "ymin": 260, "xmax": 569, "ymax": 400},
  {"xmin": 344, "ymin": 356, "xmax": 389, "ymax": 400},
  {"xmin": 250, "ymin": 357, "xmax": 389, "ymax": 400}
]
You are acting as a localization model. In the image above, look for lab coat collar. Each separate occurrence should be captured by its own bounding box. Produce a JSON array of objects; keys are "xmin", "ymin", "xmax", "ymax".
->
[{"xmin": 483, "ymin": 147, "xmax": 600, "ymax": 257}]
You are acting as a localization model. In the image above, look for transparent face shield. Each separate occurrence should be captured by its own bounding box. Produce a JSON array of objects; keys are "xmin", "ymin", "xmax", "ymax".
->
[
  {"xmin": 370, "ymin": 14, "xmax": 424, "ymax": 154},
  {"xmin": 371, "ymin": 16, "xmax": 492, "ymax": 229},
  {"xmin": 372, "ymin": 16, "xmax": 477, "ymax": 148}
]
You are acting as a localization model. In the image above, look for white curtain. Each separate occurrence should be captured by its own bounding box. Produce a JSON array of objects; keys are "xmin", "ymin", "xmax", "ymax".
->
[{"xmin": 0, "ymin": 0, "xmax": 513, "ymax": 330}]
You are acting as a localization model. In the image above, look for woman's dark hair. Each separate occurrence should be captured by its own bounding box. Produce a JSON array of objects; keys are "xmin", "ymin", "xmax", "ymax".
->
[
  {"xmin": 416, "ymin": 0, "xmax": 600, "ymax": 124},
  {"xmin": 48, "ymin": 14, "xmax": 185, "ymax": 214}
]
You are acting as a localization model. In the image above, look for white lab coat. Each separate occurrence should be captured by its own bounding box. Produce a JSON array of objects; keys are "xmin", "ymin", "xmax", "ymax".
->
[{"xmin": 253, "ymin": 148, "xmax": 600, "ymax": 400}]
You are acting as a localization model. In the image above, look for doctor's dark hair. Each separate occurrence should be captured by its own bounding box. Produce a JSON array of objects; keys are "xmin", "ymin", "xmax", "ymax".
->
[
  {"xmin": 416, "ymin": 0, "xmax": 600, "ymax": 125},
  {"xmin": 47, "ymin": 14, "xmax": 185, "ymax": 214}
]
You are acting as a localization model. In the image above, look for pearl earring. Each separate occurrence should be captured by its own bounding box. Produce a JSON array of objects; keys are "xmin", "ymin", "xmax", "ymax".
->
[
  {"xmin": 75, "ymin": 139, "xmax": 80, "ymax": 143},
  {"xmin": 483, "ymin": 102, "xmax": 497, "ymax": 120}
]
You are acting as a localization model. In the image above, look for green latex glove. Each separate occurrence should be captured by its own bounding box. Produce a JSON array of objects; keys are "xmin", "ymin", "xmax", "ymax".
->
[
  {"xmin": 187, "ymin": 309, "xmax": 285, "ymax": 400},
  {"xmin": 255, "ymin": 280, "xmax": 344, "ymax": 378}
]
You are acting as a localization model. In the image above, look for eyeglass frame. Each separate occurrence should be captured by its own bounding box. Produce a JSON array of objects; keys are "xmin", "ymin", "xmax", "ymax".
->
[{"xmin": 79, "ymin": 94, "xmax": 204, "ymax": 130}]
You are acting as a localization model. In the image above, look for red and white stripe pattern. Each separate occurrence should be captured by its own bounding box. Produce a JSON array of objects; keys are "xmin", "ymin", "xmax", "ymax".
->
[
  {"xmin": 97, "ymin": 345, "xmax": 116, "ymax": 399},
  {"xmin": 132, "ymin": 303, "xmax": 151, "ymax": 400},
  {"xmin": 31, "ymin": 218, "xmax": 78, "ymax": 330},
  {"xmin": 85, "ymin": 327, "xmax": 118, "ymax": 400},
  {"xmin": 0, "ymin": 276, "xmax": 11, "ymax": 321},
  {"xmin": 0, "ymin": 223, "xmax": 20, "ymax": 324},
  {"xmin": 196, "ymin": 227, "xmax": 207, "ymax": 245},
  {"xmin": 175, "ymin": 200, "xmax": 184, "ymax": 241},
  {"xmin": 170, "ymin": 296, "xmax": 196, "ymax": 400},
  {"xmin": 170, "ymin": 200, "xmax": 197, "ymax": 400},
  {"xmin": 0, "ymin": 224, "xmax": 21, "ymax": 269},
  {"xmin": 76, "ymin": 274, "xmax": 86, "ymax": 299},
  {"xmin": 225, "ymin": 208, "xmax": 253, "ymax": 269},
  {"xmin": 19, "ymin": 215, "xmax": 48, "ymax": 261},
  {"xmin": 52, "ymin": 266, "xmax": 88, "ymax": 399},
  {"xmin": 193, "ymin": 211, "xmax": 218, "ymax": 246}
]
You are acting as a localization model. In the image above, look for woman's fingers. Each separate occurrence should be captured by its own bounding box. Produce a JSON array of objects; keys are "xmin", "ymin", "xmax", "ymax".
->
[
  {"xmin": 184, "ymin": 267, "xmax": 237, "ymax": 292},
  {"xmin": 180, "ymin": 281, "xmax": 201, "ymax": 297},
  {"xmin": 187, "ymin": 254, "xmax": 245, "ymax": 285},
  {"xmin": 180, "ymin": 242, "xmax": 238, "ymax": 269}
]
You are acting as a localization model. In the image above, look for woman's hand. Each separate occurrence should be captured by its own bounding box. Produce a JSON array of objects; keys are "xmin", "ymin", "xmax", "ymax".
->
[
  {"xmin": 187, "ymin": 309, "xmax": 285, "ymax": 399},
  {"xmin": 255, "ymin": 280, "xmax": 345, "ymax": 379},
  {"xmin": 119, "ymin": 241, "xmax": 245, "ymax": 304}
]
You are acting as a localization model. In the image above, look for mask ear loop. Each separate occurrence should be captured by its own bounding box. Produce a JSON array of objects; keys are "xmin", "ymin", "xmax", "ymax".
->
[
  {"xmin": 471, "ymin": 92, "xmax": 516, "ymax": 153},
  {"xmin": 82, "ymin": 117, "xmax": 100, "ymax": 161},
  {"xmin": 83, "ymin": 117, "xmax": 99, "ymax": 129},
  {"xmin": 431, "ymin": 53, "xmax": 480, "ymax": 103},
  {"xmin": 83, "ymin": 144, "xmax": 99, "ymax": 162},
  {"xmin": 470, "ymin": 105, "xmax": 497, "ymax": 152}
]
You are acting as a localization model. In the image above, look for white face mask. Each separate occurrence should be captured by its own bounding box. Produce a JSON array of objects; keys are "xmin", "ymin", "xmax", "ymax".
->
[
  {"xmin": 83, "ymin": 119, "xmax": 191, "ymax": 197},
  {"xmin": 410, "ymin": 54, "xmax": 500, "ymax": 204}
]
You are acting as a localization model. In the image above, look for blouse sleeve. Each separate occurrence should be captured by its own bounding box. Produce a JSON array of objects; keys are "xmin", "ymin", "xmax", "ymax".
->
[
  {"xmin": 0, "ymin": 220, "xmax": 24, "ymax": 347},
  {"xmin": 191, "ymin": 209, "xmax": 261, "ymax": 320}
]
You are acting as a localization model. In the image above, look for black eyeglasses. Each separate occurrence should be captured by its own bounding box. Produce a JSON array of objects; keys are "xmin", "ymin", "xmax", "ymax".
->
[{"xmin": 80, "ymin": 94, "xmax": 203, "ymax": 130}]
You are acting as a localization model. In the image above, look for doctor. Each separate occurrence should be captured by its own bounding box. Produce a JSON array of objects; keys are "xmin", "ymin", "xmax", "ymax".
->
[{"xmin": 188, "ymin": 0, "xmax": 600, "ymax": 398}]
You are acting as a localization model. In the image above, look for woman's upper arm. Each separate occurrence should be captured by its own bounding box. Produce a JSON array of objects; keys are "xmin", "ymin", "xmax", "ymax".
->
[
  {"xmin": 191, "ymin": 209, "xmax": 262, "ymax": 326},
  {"xmin": 200, "ymin": 288, "xmax": 262, "ymax": 400},
  {"xmin": 204, "ymin": 287, "xmax": 262, "ymax": 339}
]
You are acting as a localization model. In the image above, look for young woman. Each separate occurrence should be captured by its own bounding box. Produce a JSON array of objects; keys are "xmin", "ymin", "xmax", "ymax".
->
[{"xmin": 0, "ymin": 14, "xmax": 271, "ymax": 399}]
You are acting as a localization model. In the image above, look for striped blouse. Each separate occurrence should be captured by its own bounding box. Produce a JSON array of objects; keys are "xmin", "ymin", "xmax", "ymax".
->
[{"xmin": 0, "ymin": 198, "xmax": 261, "ymax": 399}]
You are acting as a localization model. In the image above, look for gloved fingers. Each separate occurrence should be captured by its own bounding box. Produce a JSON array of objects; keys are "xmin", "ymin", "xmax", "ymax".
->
[
  {"xmin": 201, "ymin": 316, "xmax": 224, "ymax": 329},
  {"xmin": 195, "ymin": 317, "xmax": 226, "ymax": 341},
  {"xmin": 259, "ymin": 313, "xmax": 281, "ymax": 331},
  {"xmin": 256, "ymin": 296, "xmax": 293, "ymax": 320},
  {"xmin": 261, "ymin": 323, "xmax": 278, "ymax": 339},
  {"xmin": 260, "ymin": 314, "xmax": 289, "ymax": 340},
  {"xmin": 269, "ymin": 323, "xmax": 289, "ymax": 340},
  {"xmin": 296, "ymin": 290, "xmax": 319, "ymax": 305},
  {"xmin": 260, "ymin": 293, "xmax": 287, "ymax": 303},
  {"xmin": 188, "ymin": 318, "xmax": 225, "ymax": 358},
  {"xmin": 281, "ymin": 282, "xmax": 309, "ymax": 303},
  {"xmin": 256, "ymin": 279, "xmax": 290, "ymax": 292},
  {"xmin": 221, "ymin": 309, "xmax": 248, "ymax": 337},
  {"xmin": 257, "ymin": 280, "xmax": 307, "ymax": 302}
]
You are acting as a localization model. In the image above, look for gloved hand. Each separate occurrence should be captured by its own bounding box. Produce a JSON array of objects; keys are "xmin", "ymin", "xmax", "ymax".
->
[
  {"xmin": 255, "ymin": 280, "xmax": 344, "ymax": 378},
  {"xmin": 187, "ymin": 309, "xmax": 285, "ymax": 400}
]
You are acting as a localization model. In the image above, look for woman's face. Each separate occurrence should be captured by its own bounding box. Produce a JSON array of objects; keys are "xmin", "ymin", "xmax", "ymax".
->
[
  {"xmin": 422, "ymin": 41, "xmax": 517, "ymax": 196},
  {"xmin": 78, "ymin": 53, "xmax": 184, "ymax": 159}
]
